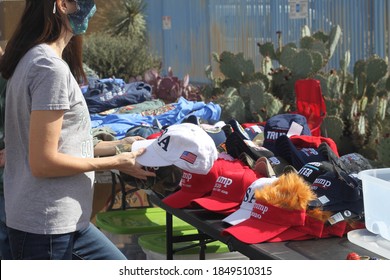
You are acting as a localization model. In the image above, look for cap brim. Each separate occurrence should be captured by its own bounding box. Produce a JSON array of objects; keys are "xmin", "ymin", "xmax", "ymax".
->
[
  {"xmin": 221, "ymin": 219, "xmax": 290, "ymax": 244},
  {"xmin": 256, "ymin": 157, "xmax": 276, "ymax": 177},
  {"xmin": 267, "ymin": 228, "xmax": 310, "ymax": 242},
  {"xmin": 191, "ymin": 196, "xmax": 240, "ymax": 212},
  {"xmin": 222, "ymin": 208, "xmax": 252, "ymax": 226},
  {"xmin": 162, "ymin": 189, "xmax": 211, "ymax": 209},
  {"xmin": 132, "ymin": 139, "xmax": 172, "ymax": 167}
]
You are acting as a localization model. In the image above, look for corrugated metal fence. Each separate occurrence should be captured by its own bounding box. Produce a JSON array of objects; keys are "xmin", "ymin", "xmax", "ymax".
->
[{"xmin": 144, "ymin": 0, "xmax": 390, "ymax": 83}]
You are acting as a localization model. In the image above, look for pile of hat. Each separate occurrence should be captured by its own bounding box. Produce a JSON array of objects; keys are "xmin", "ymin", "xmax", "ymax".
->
[{"xmin": 127, "ymin": 113, "xmax": 373, "ymax": 244}]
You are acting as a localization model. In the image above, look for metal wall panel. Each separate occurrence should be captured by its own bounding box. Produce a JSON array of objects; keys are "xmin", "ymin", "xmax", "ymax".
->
[{"xmin": 145, "ymin": 0, "xmax": 390, "ymax": 83}]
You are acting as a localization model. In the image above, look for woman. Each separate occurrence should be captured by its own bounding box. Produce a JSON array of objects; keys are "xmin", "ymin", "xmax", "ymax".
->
[{"xmin": 0, "ymin": 0, "xmax": 155, "ymax": 260}]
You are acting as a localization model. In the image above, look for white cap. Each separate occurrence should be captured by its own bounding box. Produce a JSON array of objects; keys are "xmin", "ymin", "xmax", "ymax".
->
[
  {"xmin": 131, "ymin": 123, "xmax": 218, "ymax": 175},
  {"xmin": 222, "ymin": 177, "xmax": 278, "ymax": 225}
]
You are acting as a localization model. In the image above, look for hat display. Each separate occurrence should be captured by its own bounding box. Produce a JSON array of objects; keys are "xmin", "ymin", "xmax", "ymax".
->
[
  {"xmin": 274, "ymin": 135, "xmax": 327, "ymax": 170},
  {"xmin": 222, "ymin": 177, "xmax": 279, "ymax": 225},
  {"xmin": 162, "ymin": 159, "xmax": 222, "ymax": 208},
  {"xmin": 262, "ymin": 114, "xmax": 312, "ymax": 153},
  {"xmin": 131, "ymin": 123, "xmax": 218, "ymax": 175},
  {"xmin": 191, "ymin": 160, "xmax": 261, "ymax": 213}
]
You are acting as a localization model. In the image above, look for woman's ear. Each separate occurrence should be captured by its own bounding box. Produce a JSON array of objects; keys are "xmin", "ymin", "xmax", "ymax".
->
[{"xmin": 56, "ymin": 0, "xmax": 76, "ymax": 15}]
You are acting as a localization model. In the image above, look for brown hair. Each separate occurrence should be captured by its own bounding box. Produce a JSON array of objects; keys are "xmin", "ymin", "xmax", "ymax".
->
[{"xmin": 0, "ymin": 0, "xmax": 86, "ymax": 83}]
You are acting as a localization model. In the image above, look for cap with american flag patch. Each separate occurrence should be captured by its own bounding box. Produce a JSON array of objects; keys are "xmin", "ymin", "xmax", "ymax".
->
[{"xmin": 131, "ymin": 123, "xmax": 218, "ymax": 175}]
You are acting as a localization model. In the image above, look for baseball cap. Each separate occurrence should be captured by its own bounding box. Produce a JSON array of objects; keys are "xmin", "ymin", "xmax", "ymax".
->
[
  {"xmin": 221, "ymin": 172, "xmax": 315, "ymax": 244},
  {"xmin": 182, "ymin": 116, "xmax": 227, "ymax": 147},
  {"xmin": 191, "ymin": 160, "xmax": 261, "ymax": 212},
  {"xmin": 339, "ymin": 153, "xmax": 373, "ymax": 174},
  {"xmin": 317, "ymin": 141, "xmax": 348, "ymax": 172},
  {"xmin": 297, "ymin": 161, "xmax": 334, "ymax": 184},
  {"xmin": 131, "ymin": 123, "xmax": 218, "ymax": 175},
  {"xmin": 225, "ymin": 131, "xmax": 274, "ymax": 161},
  {"xmin": 274, "ymin": 135, "xmax": 327, "ymax": 170},
  {"xmin": 321, "ymin": 221, "xmax": 348, "ymax": 237},
  {"xmin": 309, "ymin": 171, "xmax": 364, "ymax": 216},
  {"xmin": 243, "ymin": 123, "xmax": 264, "ymax": 141},
  {"xmin": 199, "ymin": 123, "xmax": 227, "ymax": 147},
  {"xmin": 262, "ymin": 114, "xmax": 312, "ymax": 153},
  {"xmin": 267, "ymin": 215, "xmax": 326, "ymax": 242},
  {"xmin": 228, "ymin": 119, "xmax": 251, "ymax": 140},
  {"xmin": 290, "ymin": 135, "xmax": 339, "ymax": 156},
  {"xmin": 119, "ymin": 165, "xmax": 183, "ymax": 197},
  {"xmin": 221, "ymin": 199, "xmax": 306, "ymax": 244},
  {"xmin": 222, "ymin": 177, "xmax": 279, "ymax": 225},
  {"xmin": 125, "ymin": 122, "xmax": 162, "ymax": 138},
  {"xmin": 161, "ymin": 158, "xmax": 222, "ymax": 208},
  {"xmin": 254, "ymin": 156, "xmax": 294, "ymax": 177}
]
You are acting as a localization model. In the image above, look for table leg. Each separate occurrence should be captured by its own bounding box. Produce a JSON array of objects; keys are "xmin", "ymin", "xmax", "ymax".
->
[{"xmin": 166, "ymin": 212, "xmax": 174, "ymax": 260}]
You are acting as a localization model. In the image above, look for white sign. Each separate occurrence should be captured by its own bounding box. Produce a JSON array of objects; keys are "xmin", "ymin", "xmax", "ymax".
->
[
  {"xmin": 162, "ymin": 16, "xmax": 172, "ymax": 30},
  {"xmin": 289, "ymin": 0, "xmax": 308, "ymax": 19}
]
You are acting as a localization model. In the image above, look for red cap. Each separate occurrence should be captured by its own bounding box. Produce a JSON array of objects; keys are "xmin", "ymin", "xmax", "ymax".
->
[
  {"xmin": 191, "ymin": 160, "xmax": 261, "ymax": 212},
  {"xmin": 221, "ymin": 200, "xmax": 306, "ymax": 244},
  {"xmin": 267, "ymin": 214, "xmax": 325, "ymax": 242},
  {"xmin": 162, "ymin": 158, "xmax": 222, "ymax": 208},
  {"xmin": 267, "ymin": 229, "xmax": 312, "ymax": 242},
  {"xmin": 321, "ymin": 221, "xmax": 348, "ymax": 238}
]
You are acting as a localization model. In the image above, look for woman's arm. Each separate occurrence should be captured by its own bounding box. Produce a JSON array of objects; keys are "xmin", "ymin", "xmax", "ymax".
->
[
  {"xmin": 29, "ymin": 110, "xmax": 155, "ymax": 179},
  {"xmin": 94, "ymin": 136, "xmax": 145, "ymax": 157}
]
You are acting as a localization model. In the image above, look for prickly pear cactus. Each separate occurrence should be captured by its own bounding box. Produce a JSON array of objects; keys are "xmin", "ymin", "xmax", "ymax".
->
[
  {"xmin": 215, "ymin": 87, "xmax": 246, "ymax": 123},
  {"xmin": 219, "ymin": 51, "xmax": 255, "ymax": 81},
  {"xmin": 321, "ymin": 115, "xmax": 344, "ymax": 144},
  {"xmin": 377, "ymin": 137, "xmax": 390, "ymax": 166}
]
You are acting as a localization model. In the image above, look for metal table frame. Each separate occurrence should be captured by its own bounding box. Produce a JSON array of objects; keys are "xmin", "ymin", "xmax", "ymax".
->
[{"xmin": 149, "ymin": 194, "xmax": 384, "ymax": 260}]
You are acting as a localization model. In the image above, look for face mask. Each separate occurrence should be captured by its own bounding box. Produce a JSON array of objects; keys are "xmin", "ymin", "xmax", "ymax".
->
[{"xmin": 67, "ymin": 0, "xmax": 96, "ymax": 35}]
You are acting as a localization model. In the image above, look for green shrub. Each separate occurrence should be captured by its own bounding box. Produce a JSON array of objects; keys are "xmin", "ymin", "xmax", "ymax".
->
[{"xmin": 83, "ymin": 32, "xmax": 161, "ymax": 81}]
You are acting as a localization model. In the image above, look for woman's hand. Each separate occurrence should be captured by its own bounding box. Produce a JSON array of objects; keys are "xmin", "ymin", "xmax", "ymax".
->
[
  {"xmin": 119, "ymin": 136, "xmax": 145, "ymax": 146},
  {"xmin": 114, "ymin": 148, "xmax": 156, "ymax": 180}
]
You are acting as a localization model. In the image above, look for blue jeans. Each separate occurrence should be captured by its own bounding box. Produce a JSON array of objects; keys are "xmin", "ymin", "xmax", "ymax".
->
[
  {"xmin": 0, "ymin": 195, "xmax": 12, "ymax": 260},
  {"xmin": 7, "ymin": 223, "xmax": 127, "ymax": 260}
]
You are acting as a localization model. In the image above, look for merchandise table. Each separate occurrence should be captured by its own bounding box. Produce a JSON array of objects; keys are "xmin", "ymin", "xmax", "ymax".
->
[{"xmin": 149, "ymin": 194, "xmax": 384, "ymax": 260}]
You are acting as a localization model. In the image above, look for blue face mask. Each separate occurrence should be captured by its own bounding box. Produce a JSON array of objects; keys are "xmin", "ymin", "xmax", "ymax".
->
[{"xmin": 68, "ymin": 0, "xmax": 96, "ymax": 35}]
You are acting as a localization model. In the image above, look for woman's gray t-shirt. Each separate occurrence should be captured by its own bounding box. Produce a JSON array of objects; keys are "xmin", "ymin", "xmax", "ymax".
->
[{"xmin": 4, "ymin": 44, "xmax": 95, "ymax": 234}]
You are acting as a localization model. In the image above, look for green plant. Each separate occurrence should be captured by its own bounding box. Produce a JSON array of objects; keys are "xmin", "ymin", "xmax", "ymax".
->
[
  {"xmin": 321, "ymin": 55, "xmax": 390, "ymax": 161},
  {"xmin": 107, "ymin": 0, "xmax": 147, "ymax": 39},
  {"xmin": 83, "ymin": 32, "xmax": 161, "ymax": 81},
  {"xmin": 202, "ymin": 51, "xmax": 282, "ymax": 123},
  {"xmin": 257, "ymin": 25, "xmax": 342, "ymax": 110},
  {"xmin": 137, "ymin": 67, "xmax": 202, "ymax": 104},
  {"xmin": 205, "ymin": 24, "xmax": 390, "ymax": 166}
]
